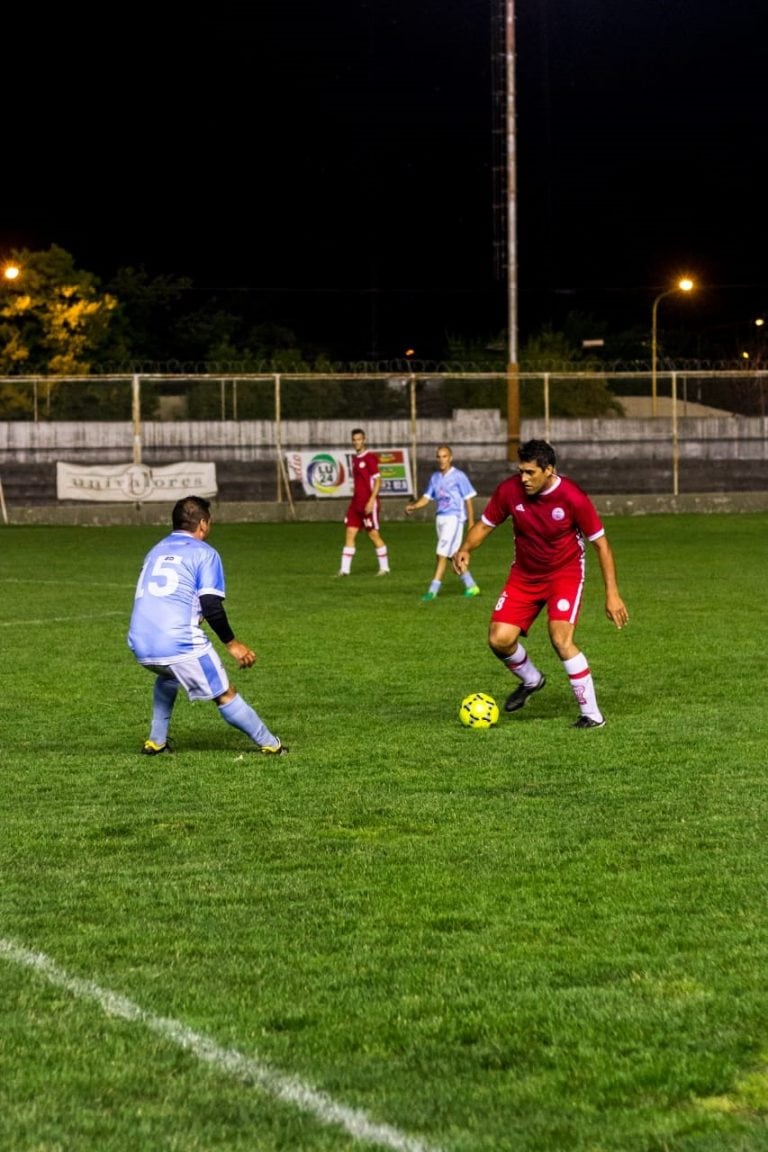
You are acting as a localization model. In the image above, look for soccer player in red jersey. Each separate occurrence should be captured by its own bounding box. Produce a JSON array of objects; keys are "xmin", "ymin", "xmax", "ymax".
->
[
  {"xmin": 336, "ymin": 428, "xmax": 391, "ymax": 576},
  {"xmin": 452, "ymin": 439, "xmax": 629, "ymax": 728}
]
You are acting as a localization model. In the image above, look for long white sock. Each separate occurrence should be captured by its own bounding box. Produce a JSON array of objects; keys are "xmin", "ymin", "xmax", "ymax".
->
[
  {"xmin": 501, "ymin": 642, "xmax": 541, "ymax": 688},
  {"xmin": 340, "ymin": 546, "xmax": 355, "ymax": 574},
  {"xmin": 376, "ymin": 545, "xmax": 390, "ymax": 573},
  {"xmin": 562, "ymin": 652, "xmax": 602, "ymax": 720}
]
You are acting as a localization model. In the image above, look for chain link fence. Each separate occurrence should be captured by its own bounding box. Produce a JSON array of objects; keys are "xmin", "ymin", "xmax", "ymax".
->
[{"xmin": 1, "ymin": 370, "xmax": 767, "ymax": 503}]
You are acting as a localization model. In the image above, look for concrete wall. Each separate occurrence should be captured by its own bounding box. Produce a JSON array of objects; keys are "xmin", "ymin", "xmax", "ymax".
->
[
  {"xmin": 1, "ymin": 410, "xmax": 768, "ymax": 522},
  {"xmin": 2, "ymin": 410, "xmax": 768, "ymax": 462}
]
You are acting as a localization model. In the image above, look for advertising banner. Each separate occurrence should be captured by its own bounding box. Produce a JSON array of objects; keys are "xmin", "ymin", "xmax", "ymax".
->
[
  {"xmin": 285, "ymin": 448, "xmax": 413, "ymax": 499},
  {"xmin": 56, "ymin": 462, "xmax": 218, "ymax": 503}
]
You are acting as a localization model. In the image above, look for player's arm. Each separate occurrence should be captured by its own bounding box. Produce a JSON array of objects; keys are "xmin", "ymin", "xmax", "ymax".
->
[
  {"xmin": 405, "ymin": 494, "xmax": 431, "ymax": 515},
  {"xmin": 464, "ymin": 494, "xmax": 476, "ymax": 530},
  {"xmin": 452, "ymin": 520, "xmax": 494, "ymax": 574},
  {"xmin": 199, "ymin": 594, "xmax": 256, "ymax": 667},
  {"xmin": 591, "ymin": 536, "xmax": 629, "ymax": 630}
]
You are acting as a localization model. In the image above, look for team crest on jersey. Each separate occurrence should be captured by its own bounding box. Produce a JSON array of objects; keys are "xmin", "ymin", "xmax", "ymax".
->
[{"xmin": 551, "ymin": 507, "xmax": 565, "ymax": 521}]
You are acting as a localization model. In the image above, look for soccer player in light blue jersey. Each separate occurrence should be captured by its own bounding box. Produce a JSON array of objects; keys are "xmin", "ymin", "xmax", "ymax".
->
[
  {"xmin": 128, "ymin": 495, "xmax": 287, "ymax": 756},
  {"xmin": 405, "ymin": 445, "xmax": 481, "ymax": 601}
]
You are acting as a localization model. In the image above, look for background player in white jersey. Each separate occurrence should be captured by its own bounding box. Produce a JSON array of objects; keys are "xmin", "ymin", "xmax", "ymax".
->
[
  {"xmin": 128, "ymin": 495, "xmax": 287, "ymax": 756},
  {"xmin": 405, "ymin": 444, "xmax": 480, "ymax": 601},
  {"xmin": 452, "ymin": 439, "xmax": 628, "ymax": 729}
]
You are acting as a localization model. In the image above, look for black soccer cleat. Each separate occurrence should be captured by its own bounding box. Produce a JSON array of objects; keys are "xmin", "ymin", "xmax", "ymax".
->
[
  {"xmin": 504, "ymin": 674, "xmax": 546, "ymax": 713},
  {"xmin": 571, "ymin": 715, "xmax": 606, "ymax": 729}
]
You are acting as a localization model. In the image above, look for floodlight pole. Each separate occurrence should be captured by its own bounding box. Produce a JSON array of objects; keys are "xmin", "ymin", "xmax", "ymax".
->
[{"xmin": 505, "ymin": 0, "xmax": 520, "ymax": 461}]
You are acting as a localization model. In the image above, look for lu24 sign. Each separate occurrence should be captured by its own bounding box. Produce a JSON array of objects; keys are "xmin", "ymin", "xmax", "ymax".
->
[{"xmin": 285, "ymin": 448, "xmax": 413, "ymax": 498}]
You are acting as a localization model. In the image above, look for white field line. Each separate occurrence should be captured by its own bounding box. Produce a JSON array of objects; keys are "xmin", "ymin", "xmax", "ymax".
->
[
  {"xmin": 0, "ymin": 613, "xmax": 125, "ymax": 626},
  {"xmin": 0, "ymin": 579, "xmax": 135, "ymax": 588},
  {"xmin": 0, "ymin": 938, "xmax": 444, "ymax": 1152}
]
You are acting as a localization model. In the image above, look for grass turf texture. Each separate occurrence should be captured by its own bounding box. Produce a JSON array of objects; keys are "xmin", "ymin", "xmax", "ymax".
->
[{"xmin": 1, "ymin": 515, "xmax": 767, "ymax": 1152}]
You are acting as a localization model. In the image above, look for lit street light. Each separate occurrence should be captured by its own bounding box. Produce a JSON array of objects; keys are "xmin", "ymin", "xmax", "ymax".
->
[{"xmin": 651, "ymin": 277, "xmax": 694, "ymax": 416}]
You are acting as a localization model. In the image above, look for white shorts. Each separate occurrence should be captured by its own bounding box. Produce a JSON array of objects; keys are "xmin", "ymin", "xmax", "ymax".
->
[
  {"xmin": 435, "ymin": 513, "xmax": 465, "ymax": 558},
  {"xmin": 142, "ymin": 647, "xmax": 230, "ymax": 702}
]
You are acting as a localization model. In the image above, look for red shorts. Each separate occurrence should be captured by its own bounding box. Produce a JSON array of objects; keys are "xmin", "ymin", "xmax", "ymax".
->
[
  {"xmin": 490, "ymin": 563, "xmax": 585, "ymax": 635},
  {"xmin": 345, "ymin": 500, "xmax": 380, "ymax": 532}
]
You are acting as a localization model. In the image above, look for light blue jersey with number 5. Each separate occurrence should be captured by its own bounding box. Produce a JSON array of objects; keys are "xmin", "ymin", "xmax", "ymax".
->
[{"xmin": 128, "ymin": 530, "xmax": 226, "ymax": 664}]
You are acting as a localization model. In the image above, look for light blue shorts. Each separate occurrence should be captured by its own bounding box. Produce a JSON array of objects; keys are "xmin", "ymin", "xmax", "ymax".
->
[
  {"xmin": 142, "ymin": 648, "xmax": 230, "ymax": 701},
  {"xmin": 435, "ymin": 513, "xmax": 464, "ymax": 558}
]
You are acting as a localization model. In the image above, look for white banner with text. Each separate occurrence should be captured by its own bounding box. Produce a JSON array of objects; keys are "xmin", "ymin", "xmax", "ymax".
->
[{"xmin": 56, "ymin": 461, "xmax": 218, "ymax": 503}]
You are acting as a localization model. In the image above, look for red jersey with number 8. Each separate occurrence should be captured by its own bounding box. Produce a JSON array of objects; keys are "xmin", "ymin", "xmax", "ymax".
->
[{"xmin": 481, "ymin": 474, "xmax": 605, "ymax": 577}]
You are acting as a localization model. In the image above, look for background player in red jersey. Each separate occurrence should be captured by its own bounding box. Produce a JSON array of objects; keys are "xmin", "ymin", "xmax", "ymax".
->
[
  {"xmin": 336, "ymin": 428, "xmax": 391, "ymax": 576},
  {"xmin": 452, "ymin": 439, "xmax": 629, "ymax": 729}
]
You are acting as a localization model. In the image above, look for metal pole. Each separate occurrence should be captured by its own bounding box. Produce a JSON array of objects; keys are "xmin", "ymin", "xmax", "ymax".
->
[
  {"xmin": 651, "ymin": 280, "xmax": 694, "ymax": 418},
  {"xmin": 409, "ymin": 370, "xmax": 418, "ymax": 495},
  {"xmin": 543, "ymin": 372, "xmax": 550, "ymax": 440},
  {"xmin": 505, "ymin": 0, "xmax": 520, "ymax": 461},
  {"xmin": 131, "ymin": 374, "xmax": 142, "ymax": 465},
  {"xmin": 273, "ymin": 373, "xmax": 295, "ymax": 517},
  {"xmin": 274, "ymin": 373, "xmax": 282, "ymax": 502},
  {"xmin": 650, "ymin": 291, "xmax": 667, "ymax": 419},
  {"xmin": 671, "ymin": 371, "xmax": 679, "ymax": 496}
]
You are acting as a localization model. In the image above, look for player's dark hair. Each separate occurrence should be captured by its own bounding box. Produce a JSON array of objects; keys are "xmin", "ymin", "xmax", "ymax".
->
[
  {"xmin": 172, "ymin": 495, "xmax": 212, "ymax": 531},
  {"xmin": 351, "ymin": 427, "xmax": 365, "ymax": 437},
  {"xmin": 518, "ymin": 439, "xmax": 556, "ymax": 470}
]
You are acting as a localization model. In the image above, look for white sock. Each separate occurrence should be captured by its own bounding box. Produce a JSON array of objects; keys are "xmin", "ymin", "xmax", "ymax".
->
[
  {"xmin": 563, "ymin": 652, "xmax": 602, "ymax": 721},
  {"xmin": 502, "ymin": 642, "xmax": 542, "ymax": 688},
  {"xmin": 376, "ymin": 545, "xmax": 390, "ymax": 573},
  {"xmin": 340, "ymin": 546, "xmax": 355, "ymax": 574}
]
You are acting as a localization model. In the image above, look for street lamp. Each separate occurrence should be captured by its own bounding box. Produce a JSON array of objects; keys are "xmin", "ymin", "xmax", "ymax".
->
[{"xmin": 651, "ymin": 277, "xmax": 694, "ymax": 416}]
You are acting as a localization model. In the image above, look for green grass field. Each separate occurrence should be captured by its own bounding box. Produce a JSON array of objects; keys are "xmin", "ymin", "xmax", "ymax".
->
[{"xmin": 1, "ymin": 514, "xmax": 767, "ymax": 1152}]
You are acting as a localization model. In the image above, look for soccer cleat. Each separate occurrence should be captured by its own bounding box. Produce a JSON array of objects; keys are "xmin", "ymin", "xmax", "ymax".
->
[
  {"xmin": 571, "ymin": 715, "xmax": 606, "ymax": 729},
  {"xmin": 141, "ymin": 739, "xmax": 173, "ymax": 756},
  {"xmin": 421, "ymin": 591, "xmax": 437, "ymax": 601},
  {"xmin": 260, "ymin": 740, "xmax": 289, "ymax": 756},
  {"xmin": 504, "ymin": 674, "xmax": 546, "ymax": 713},
  {"xmin": 376, "ymin": 570, "xmax": 390, "ymax": 577},
  {"xmin": 463, "ymin": 585, "xmax": 481, "ymax": 598},
  {"xmin": 334, "ymin": 571, "xmax": 349, "ymax": 578}
]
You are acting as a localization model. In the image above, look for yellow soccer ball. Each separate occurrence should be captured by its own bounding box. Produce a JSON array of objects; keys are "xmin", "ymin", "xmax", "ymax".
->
[{"xmin": 459, "ymin": 692, "xmax": 499, "ymax": 729}]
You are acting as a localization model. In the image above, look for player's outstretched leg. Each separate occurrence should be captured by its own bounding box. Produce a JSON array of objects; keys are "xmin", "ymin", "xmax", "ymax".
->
[{"xmin": 218, "ymin": 693, "xmax": 289, "ymax": 755}]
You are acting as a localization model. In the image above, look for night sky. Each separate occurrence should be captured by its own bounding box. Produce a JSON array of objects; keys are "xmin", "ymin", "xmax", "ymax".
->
[{"xmin": 4, "ymin": 1, "xmax": 766, "ymax": 359}]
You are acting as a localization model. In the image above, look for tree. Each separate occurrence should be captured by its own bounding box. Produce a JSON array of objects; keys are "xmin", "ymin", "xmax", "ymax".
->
[
  {"xmin": 0, "ymin": 246, "xmax": 118, "ymax": 378},
  {"xmin": 104, "ymin": 266, "xmax": 194, "ymax": 366}
]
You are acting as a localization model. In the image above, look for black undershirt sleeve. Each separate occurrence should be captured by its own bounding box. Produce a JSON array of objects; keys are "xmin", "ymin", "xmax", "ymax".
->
[{"xmin": 199, "ymin": 594, "xmax": 235, "ymax": 644}]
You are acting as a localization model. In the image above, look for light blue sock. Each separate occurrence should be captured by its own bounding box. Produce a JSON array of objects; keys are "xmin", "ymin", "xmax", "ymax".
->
[
  {"xmin": 150, "ymin": 676, "xmax": 179, "ymax": 744},
  {"xmin": 428, "ymin": 579, "xmax": 442, "ymax": 595},
  {"xmin": 218, "ymin": 693, "xmax": 278, "ymax": 748},
  {"xmin": 460, "ymin": 572, "xmax": 478, "ymax": 590}
]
